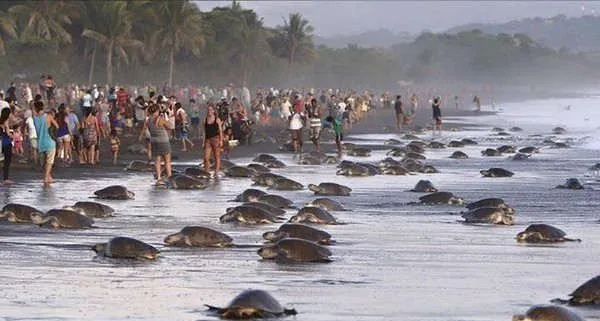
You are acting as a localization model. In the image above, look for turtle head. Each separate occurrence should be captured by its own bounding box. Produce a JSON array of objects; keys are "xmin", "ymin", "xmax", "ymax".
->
[
  {"xmin": 262, "ymin": 230, "xmax": 286, "ymax": 242},
  {"xmin": 501, "ymin": 215, "xmax": 515, "ymax": 225},
  {"xmin": 257, "ymin": 245, "xmax": 278, "ymax": 259},
  {"xmin": 308, "ymin": 184, "xmax": 320, "ymax": 192},
  {"xmin": 451, "ymin": 197, "xmax": 466, "ymax": 205},
  {"xmin": 164, "ymin": 232, "xmax": 183, "ymax": 246},
  {"xmin": 91, "ymin": 242, "xmax": 106, "ymax": 254},
  {"xmin": 219, "ymin": 210, "xmax": 238, "ymax": 223},
  {"xmin": 127, "ymin": 190, "xmax": 135, "ymax": 199},
  {"xmin": 30, "ymin": 213, "xmax": 45, "ymax": 225},
  {"xmin": 516, "ymin": 231, "xmax": 542, "ymax": 243},
  {"xmin": 335, "ymin": 169, "xmax": 347, "ymax": 176},
  {"xmin": 512, "ymin": 314, "xmax": 532, "ymax": 321},
  {"xmin": 480, "ymin": 170, "xmax": 490, "ymax": 177}
]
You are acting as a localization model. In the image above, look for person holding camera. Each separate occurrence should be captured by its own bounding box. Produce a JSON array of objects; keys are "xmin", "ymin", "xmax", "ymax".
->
[{"xmin": 141, "ymin": 104, "xmax": 172, "ymax": 182}]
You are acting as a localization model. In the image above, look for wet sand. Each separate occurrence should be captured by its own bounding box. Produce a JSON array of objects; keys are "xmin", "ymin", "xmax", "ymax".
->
[{"xmin": 1, "ymin": 103, "xmax": 599, "ymax": 320}]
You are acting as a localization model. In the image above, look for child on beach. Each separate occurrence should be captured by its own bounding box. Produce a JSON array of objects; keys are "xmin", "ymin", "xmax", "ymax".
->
[
  {"xmin": 12, "ymin": 125, "xmax": 23, "ymax": 156},
  {"xmin": 109, "ymin": 129, "xmax": 120, "ymax": 165},
  {"xmin": 325, "ymin": 116, "xmax": 343, "ymax": 156}
]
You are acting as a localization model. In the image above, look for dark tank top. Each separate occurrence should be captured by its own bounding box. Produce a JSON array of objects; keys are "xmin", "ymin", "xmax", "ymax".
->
[
  {"xmin": 432, "ymin": 103, "xmax": 441, "ymax": 118},
  {"xmin": 205, "ymin": 118, "xmax": 219, "ymax": 139}
]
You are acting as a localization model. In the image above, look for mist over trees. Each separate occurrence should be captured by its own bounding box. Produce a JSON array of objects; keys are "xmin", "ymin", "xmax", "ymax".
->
[{"xmin": 0, "ymin": 0, "xmax": 597, "ymax": 91}]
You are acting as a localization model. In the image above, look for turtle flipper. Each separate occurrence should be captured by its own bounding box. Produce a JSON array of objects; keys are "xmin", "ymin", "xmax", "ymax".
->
[
  {"xmin": 563, "ymin": 237, "xmax": 582, "ymax": 242},
  {"xmin": 284, "ymin": 308, "xmax": 298, "ymax": 315},
  {"xmin": 204, "ymin": 304, "xmax": 222, "ymax": 312},
  {"xmin": 549, "ymin": 298, "xmax": 570, "ymax": 305},
  {"xmin": 274, "ymin": 252, "xmax": 297, "ymax": 264}
]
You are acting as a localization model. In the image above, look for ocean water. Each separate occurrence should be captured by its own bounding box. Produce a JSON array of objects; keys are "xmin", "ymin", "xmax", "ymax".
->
[{"xmin": 1, "ymin": 96, "xmax": 600, "ymax": 321}]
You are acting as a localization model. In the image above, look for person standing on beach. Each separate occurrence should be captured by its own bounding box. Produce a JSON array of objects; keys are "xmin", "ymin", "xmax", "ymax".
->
[
  {"xmin": 289, "ymin": 100, "xmax": 305, "ymax": 153},
  {"xmin": 432, "ymin": 96, "xmax": 442, "ymax": 136},
  {"xmin": 203, "ymin": 105, "xmax": 223, "ymax": 176},
  {"xmin": 33, "ymin": 101, "xmax": 58, "ymax": 185},
  {"xmin": 142, "ymin": 104, "xmax": 172, "ymax": 182},
  {"xmin": 175, "ymin": 102, "xmax": 194, "ymax": 152},
  {"xmin": 82, "ymin": 109, "xmax": 100, "ymax": 165},
  {"xmin": 0, "ymin": 106, "xmax": 14, "ymax": 185},
  {"xmin": 473, "ymin": 95, "xmax": 481, "ymax": 112},
  {"xmin": 325, "ymin": 116, "xmax": 343, "ymax": 156},
  {"xmin": 394, "ymin": 95, "xmax": 404, "ymax": 130},
  {"xmin": 307, "ymin": 98, "xmax": 322, "ymax": 153}
]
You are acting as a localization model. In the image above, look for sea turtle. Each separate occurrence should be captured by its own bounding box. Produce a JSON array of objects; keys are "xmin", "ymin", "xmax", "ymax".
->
[
  {"xmin": 306, "ymin": 198, "xmax": 346, "ymax": 211},
  {"xmin": 491, "ymin": 127, "xmax": 505, "ymax": 132},
  {"xmin": 402, "ymin": 159, "xmax": 424, "ymax": 172},
  {"xmin": 511, "ymin": 153, "xmax": 531, "ymax": 161},
  {"xmin": 497, "ymin": 145, "xmax": 517, "ymax": 153},
  {"xmin": 164, "ymin": 226, "xmax": 234, "ymax": 247},
  {"xmin": 356, "ymin": 162, "xmax": 381, "ymax": 175},
  {"xmin": 588, "ymin": 163, "xmax": 600, "ymax": 172},
  {"xmin": 466, "ymin": 198, "xmax": 514, "ymax": 214},
  {"xmin": 257, "ymin": 238, "xmax": 332, "ymax": 263},
  {"xmin": 384, "ymin": 138, "xmax": 403, "ymax": 145},
  {"xmin": 347, "ymin": 147, "xmax": 371, "ymax": 157},
  {"xmin": 220, "ymin": 205, "xmax": 283, "ymax": 225},
  {"xmin": 125, "ymin": 160, "xmax": 153, "ymax": 172},
  {"xmin": 205, "ymin": 289, "xmax": 297, "ymax": 319},
  {"xmin": 257, "ymin": 194, "xmax": 295, "ymax": 209},
  {"xmin": 269, "ymin": 177, "xmax": 304, "ymax": 191},
  {"xmin": 519, "ymin": 146, "xmax": 540, "ymax": 154},
  {"xmin": 516, "ymin": 224, "xmax": 580, "ymax": 243},
  {"xmin": 460, "ymin": 138, "xmax": 478, "ymax": 145},
  {"xmin": 461, "ymin": 207, "xmax": 514, "ymax": 225},
  {"xmin": 31, "ymin": 209, "xmax": 94, "ymax": 229},
  {"xmin": 252, "ymin": 173, "xmax": 286, "ymax": 187},
  {"xmin": 253, "ymin": 154, "xmax": 278, "ymax": 163},
  {"xmin": 401, "ymin": 134, "xmax": 421, "ymax": 140},
  {"xmin": 553, "ymin": 275, "xmax": 600, "ymax": 305},
  {"xmin": 405, "ymin": 152, "xmax": 426, "ymax": 160},
  {"xmin": 552, "ymin": 141, "xmax": 569, "ymax": 148},
  {"xmin": 378, "ymin": 157, "xmax": 401, "ymax": 169},
  {"xmin": 419, "ymin": 192, "xmax": 465, "ymax": 205},
  {"xmin": 289, "ymin": 206, "xmax": 339, "ymax": 225},
  {"xmin": 427, "ymin": 141, "xmax": 446, "ymax": 149},
  {"xmin": 383, "ymin": 165, "xmax": 410, "ymax": 175},
  {"xmin": 337, "ymin": 163, "xmax": 369, "ymax": 176},
  {"xmin": 66, "ymin": 201, "xmax": 114, "ymax": 218},
  {"xmin": 224, "ymin": 166, "xmax": 256, "ymax": 178},
  {"xmin": 263, "ymin": 223, "xmax": 334, "ymax": 245},
  {"xmin": 92, "ymin": 236, "xmax": 159, "ymax": 260},
  {"xmin": 481, "ymin": 168, "xmax": 514, "ymax": 177},
  {"xmin": 447, "ymin": 140, "xmax": 466, "ymax": 148},
  {"xmin": 481, "ymin": 148, "xmax": 502, "ymax": 156},
  {"xmin": 264, "ymin": 159, "xmax": 286, "ymax": 169},
  {"xmin": 247, "ymin": 163, "xmax": 271, "ymax": 173},
  {"xmin": 553, "ymin": 127, "xmax": 567, "ymax": 135},
  {"xmin": 299, "ymin": 156, "xmax": 321, "ymax": 165},
  {"xmin": 387, "ymin": 147, "xmax": 407, "ymax": 157},
  {"xmin": 166, "ymin": 174, "xmax": 207, "ymax": 190},
  {"xmin": 0, "ymin": 203, "xmax": 44, "ymax": 223},
  {"xmin": 555, "ymin": 178, "xmax": 584, "ymax": 190},
  {"xmin": 308, "ymin": 182, "xmax": 352, "ymax": 196},
  {"xmin": 405, "ymin": 143, "xmax": 426, "ymax": 154},
  {"xmin": 512, "ymin": 305, "xmax": 584, "ymax": 321},
  {"xmin": 449, "ymin": 151, "xmax": 469, "ymax": 159},
  {"xmin": 418, "ymin": 165, "xmax": 439, "ymax": 174},
  {"xmin": 497, "ymin": 131, "xmax": 511, "ymax": 136},
  {"xmin": 410, "ymin": 180, "xmax": 438, "ymax": 193},
  {"xmin": 322, "ymin": 155, "xmax": 339, "ymax": 165},
  {"xmin": 509, "ymin": 126, "xmax": 523, "ymax": 132},
  {"xmin": 234, "ymin": 188, "xmax": 267, "ymax": 202},
  {"xmin": 93, "ymin": 185, "xmax": 135, "ymax": 200},
  {"xmin": 236, "ymin": 202, "xmax": 286, "ymax": 216},
  {"xmin": 183, "ymin": 167, "xmax": 212, "ymax": 179}
]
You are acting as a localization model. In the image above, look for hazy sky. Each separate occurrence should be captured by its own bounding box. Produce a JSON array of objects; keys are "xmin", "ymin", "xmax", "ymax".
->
[{"xmin": 195, "ymin": 1, "xmax": 598, "ymax": 37}]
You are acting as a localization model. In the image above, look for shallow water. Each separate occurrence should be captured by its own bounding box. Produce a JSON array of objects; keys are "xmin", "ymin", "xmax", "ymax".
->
[{"xmin": 2, "ymin": 98, "xmax": 600, "ymax": 320}]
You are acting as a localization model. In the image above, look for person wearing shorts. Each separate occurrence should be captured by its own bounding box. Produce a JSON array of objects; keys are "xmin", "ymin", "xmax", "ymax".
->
[
  {"xmin": 307, "ymin": 98, "xmax": 322, "ymax": 153},
  {"xmin": 203, "ymin": 105, "xmax": 223, "ymax": 175},
  {"xmin": 289, "ymin": 110, "xmax": 304, "ymax": 153},
  {"xmin": 394, "ymin": 95, "xmax": 404, "ymax": 130},
  {"xmin": 432, "ymin": 96, "xmax": 442, "ymax": 135}
]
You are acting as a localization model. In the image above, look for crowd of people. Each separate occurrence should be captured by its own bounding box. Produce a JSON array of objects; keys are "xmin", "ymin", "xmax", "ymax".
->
[{"xmin": 0, "ymin": 77, "xmax": 487, "ymax": 185}]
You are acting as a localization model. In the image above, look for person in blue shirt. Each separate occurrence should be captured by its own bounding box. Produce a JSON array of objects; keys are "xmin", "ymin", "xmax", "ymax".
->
[{"xmin": 33, "ymin": 101, "xmax": 58, "ymax": 185}]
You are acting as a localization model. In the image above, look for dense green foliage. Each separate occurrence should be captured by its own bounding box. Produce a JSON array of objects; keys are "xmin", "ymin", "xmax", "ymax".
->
[{"xmin": 0, "ymin": 0, "xmax": 596, "ymax": 90}]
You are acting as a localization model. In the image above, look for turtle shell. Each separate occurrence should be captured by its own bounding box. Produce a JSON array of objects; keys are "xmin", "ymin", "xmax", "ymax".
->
[
  {"xmin": 570, "ymin": 275, "xmax": 600, "ymax": 304},
  {"xmin": 523, "ymin": 224, "xmax": 566, "ymax": 240},
  {"xmin": 419, "ymin": 192, "xmax": 454, "ymax": 204},
  {"xmin": 105, "ymin": 236, "xmax": 159, "ymax": 259}
]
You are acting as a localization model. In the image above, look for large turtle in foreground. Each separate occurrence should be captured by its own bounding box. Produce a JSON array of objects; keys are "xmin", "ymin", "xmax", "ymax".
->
[
  {"xmin": 552, "ymin": 275, "xmax": 600, "ymax": 306},
  {"xmin": 0, "ymin": 203, "xmax": 44, "ymax": 223},
  {"xmin": 31, "ymin": 209, "xmax": 94, "ymax": 229},
  {"xmin": 206, "ymin": 289, "xmax": 297, "ymax": 319},
  {"xmin": 512, "ymin": 305, "xmax": 584, "ymax": 321},
  {"xmin": 92, "ymin": 236, "xmax": 159, "ymax": 260},
  {"xmin": 516, "ymin": 224, "xmax": 580, "ymax": 243}
]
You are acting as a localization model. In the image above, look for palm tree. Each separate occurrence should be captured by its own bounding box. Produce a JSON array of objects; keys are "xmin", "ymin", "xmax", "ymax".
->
[
  {"xmin": 0, "ymin": 9, "xmax": 17, "ymax": 55},
  {"xmin": 81, "ymin": 2, "xmax": 143, "ymax": 85},
  {"xmin": 8, "ymin": 0, "xmax": 75, "ymax": 46},
  {"xmin": 269, "ymin": 12, "xmax": 315, "ymax": 80},
  {"xmin": 153, "ymin": 0, "xmax": 204, "ymax": 88}
]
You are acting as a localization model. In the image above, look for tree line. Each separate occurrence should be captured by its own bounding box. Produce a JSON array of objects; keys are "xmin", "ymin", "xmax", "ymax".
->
[{"xmin": 0, "ymin": 0, "xmax": 596, "ymax": 91}]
